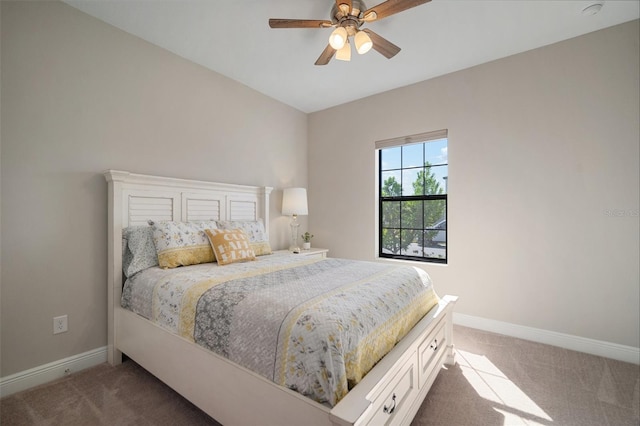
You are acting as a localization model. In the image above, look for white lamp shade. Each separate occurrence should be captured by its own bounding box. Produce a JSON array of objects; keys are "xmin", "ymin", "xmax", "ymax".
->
[
  {"xmin": 329, "ymin": 27, "xmax": 348, "ymax": 50},
  {"xmin": 282, "ymin": 188, "xmax": 308, "ymax": 216},
  {"xmin": 335, "ymin": 40, "xmax": 351, "ymax": 61},
  {"xmin": 355, "ymin": 30, "xmax": 373, "ymax": 54}
]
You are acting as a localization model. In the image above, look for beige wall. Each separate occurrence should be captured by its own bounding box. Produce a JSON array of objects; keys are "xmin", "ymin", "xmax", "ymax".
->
[
  {"xmin": 309, "ymin": 20, "xmax": 639, "ymax": 348},
  {"xmin": 1, "ymin": 0, "xmax": 638, "ymax": 380},
  {"xmin": 0, "ymin": 1, "xmax": 307, "ymax": 376}
]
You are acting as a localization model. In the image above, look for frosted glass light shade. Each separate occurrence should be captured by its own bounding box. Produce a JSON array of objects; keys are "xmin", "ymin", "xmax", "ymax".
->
[
  {"xmin": 336, "ymin": 41, "xmax": 351, "ymax": 61},
  {"xmin": 329, "ymin": 27, "xmax": 348, "ymax": 50},
  {"xmin": 355, "ymin": 30, "xmax": 373, "ymax": 54},
  {"xmin": 282, "ymin": 188, "xmax": 308, "ymax": 216}
]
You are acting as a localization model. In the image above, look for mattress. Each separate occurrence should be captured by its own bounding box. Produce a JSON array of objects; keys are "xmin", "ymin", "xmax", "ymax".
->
[{"xmin": 122, "ymin": 252, "xmax": 439, "ymax": 406}]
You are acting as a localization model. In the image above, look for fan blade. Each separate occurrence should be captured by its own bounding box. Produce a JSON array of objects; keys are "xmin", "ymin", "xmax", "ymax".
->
[
  {"xmin": 362, "ymin": 29, "xmax": 401, "ymax": 59},
  {"xmin": 315, "ymin": 44, "xmax": 336, "ymax": 66},
  {"xmin": 335, "ymin": 0, "xmax": 352, "ymax": 15},
  {"xmin": 362, "ymin": 0, "xmax": 431, "ymax": 22},
  {"xmin": 269, "ymin": 19, "xmax": 333, "ymax": 29}
]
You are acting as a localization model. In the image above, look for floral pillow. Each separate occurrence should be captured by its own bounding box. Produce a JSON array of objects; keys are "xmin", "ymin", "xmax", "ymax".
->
[
  {"xmin": 204, "ymin": 228, "xmax": 256, "ymax": 266},
  {"xmin": 216, "ymin": 219, "xmax": 272, "ymax": 256},
  {"xmin": 151, "ymin": 221, "xmax": 218, "ymax": 268},
  {"xmin": 122, "ymin": 226, "xmax": 158, "ymax": 277}
]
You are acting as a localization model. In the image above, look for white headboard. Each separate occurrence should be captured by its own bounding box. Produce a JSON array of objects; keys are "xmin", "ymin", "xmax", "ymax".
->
[
  {"xmin": 106, "ymin": 170, "xmax": 272, "ymax": 226},
  {"xmin": 104, "ymin": 170, "xmax": 273, "ymax": 363}
]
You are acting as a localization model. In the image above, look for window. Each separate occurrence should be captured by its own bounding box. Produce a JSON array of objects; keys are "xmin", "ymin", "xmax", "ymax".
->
[{"xmin": 377, "ymin": 130, "xmax": 448, "ymax": 263}]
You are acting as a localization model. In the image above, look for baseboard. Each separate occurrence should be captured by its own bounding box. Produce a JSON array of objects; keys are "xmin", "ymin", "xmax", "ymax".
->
[
  {"xmin": 0, "ymin": 346, "xmax": 107, "ymax": 398},
  {"xmin": 454, "ymin": 313, "xmax": 640, "ymax": 365},
  {"xmin": 2, "ymin": 318, "xmax": 637, "ymax": 398}
]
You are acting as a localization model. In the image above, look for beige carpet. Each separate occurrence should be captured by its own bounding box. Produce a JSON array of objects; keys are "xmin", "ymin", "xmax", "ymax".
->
[{"xmin": 1, "ymin": 325, "xmax": 638, "ymax": 425}]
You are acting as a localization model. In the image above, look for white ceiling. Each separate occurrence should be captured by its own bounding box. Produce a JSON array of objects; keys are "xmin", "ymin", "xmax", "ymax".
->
[{"xmin": 63, "ymin": 0, "xmax": 639, "ymax": 113}]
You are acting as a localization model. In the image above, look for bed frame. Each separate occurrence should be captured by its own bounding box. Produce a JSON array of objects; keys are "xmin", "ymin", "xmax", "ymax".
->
[{"xmin": 105, "ymin": 170, "xmax": 457, "ymax": 426}]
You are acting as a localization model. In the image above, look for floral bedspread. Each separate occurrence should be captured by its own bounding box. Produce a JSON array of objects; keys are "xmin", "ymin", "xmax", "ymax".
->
[{"xmin": 122, "ymin": 252, "xmax": 438, "ymax": 406}]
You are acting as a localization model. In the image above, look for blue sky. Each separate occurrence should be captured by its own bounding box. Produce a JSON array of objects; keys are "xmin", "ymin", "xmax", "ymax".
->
[{"xmin": 380, "ymin": 138, "xmax": 448, "ymax": 195}]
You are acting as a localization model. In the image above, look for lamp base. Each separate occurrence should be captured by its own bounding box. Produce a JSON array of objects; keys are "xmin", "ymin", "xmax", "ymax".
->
[{"xmin": 289, "ymin": 215, "xmax": 301, "ymax": 253}]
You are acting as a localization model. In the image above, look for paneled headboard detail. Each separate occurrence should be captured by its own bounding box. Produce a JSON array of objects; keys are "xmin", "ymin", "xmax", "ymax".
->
[
  {"xmin": 104, "ymin": 170, "xmax": 273, "ymax": 362},
  {"xmin": 118, "ymin": 192, "xmax": 265, "ymax": 226},
  {"xmin": 106, "ymin": 168, "xmax": 272, "ymax": 246}
]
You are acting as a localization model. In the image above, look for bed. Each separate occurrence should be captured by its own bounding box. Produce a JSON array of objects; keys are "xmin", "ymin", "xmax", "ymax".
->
[{"xmin": 105, "ymin": 170, "xmax": 457, "ymax": 426}]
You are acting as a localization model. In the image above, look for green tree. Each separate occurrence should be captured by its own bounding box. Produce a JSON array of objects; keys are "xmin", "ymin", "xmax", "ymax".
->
[
  {"xmin": 381, "ymin": 176, "xmax": 402, "ymax": 253},
  {"xmin": 381, "ymin": 176, "xmax": 401, "ymax": 197},
  {"xmin": 381, "ymin": 164, "xmax": 446, "ymax": 255},
  {"xmin": 413, "ymin": 162, "xmax": 446, "ymax": 245},
  {"xmin": 412, "ymin": 162, "xmax": 443, "ymax": 196}
]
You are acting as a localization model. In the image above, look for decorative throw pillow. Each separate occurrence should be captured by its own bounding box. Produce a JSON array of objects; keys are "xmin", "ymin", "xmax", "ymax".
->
[
  {"xmin": 122, "ymin": 226, "xmax": 158, "ymax": 277},
  {"xmin": 204, "ymin": 228, "xmax": 256, "ymax": 266},
  {"xmin": 216, "ymin": 219, "xmax": 272, "ymax": 256},
  {"xmin": 152, "ymin": 221, "xmax": 218, "ymax": 269}
]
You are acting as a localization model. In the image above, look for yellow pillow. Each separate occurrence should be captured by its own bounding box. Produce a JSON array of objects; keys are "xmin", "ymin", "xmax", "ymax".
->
[
  {"xmin": 216, "ymin": 220, "xmax": 272, "ymax": 256},
  {"xmin": 151, "ymin": 221, "xmax": 217, "ymax": 269},
  {"xmin": 250, "ymin": 241, "xmax": 273, "ymax": 256},
  {"xmin": 205, "ymin": 228, "xmax": 256, "ymax": 266}
]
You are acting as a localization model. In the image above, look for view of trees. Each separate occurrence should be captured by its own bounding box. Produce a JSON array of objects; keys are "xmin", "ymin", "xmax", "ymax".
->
[{"xmin": 381, "ymin": 162, "xmax": 446, "ymax": 255}]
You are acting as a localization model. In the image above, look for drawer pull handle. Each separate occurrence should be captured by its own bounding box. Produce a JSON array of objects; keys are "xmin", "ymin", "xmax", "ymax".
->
[
  {"xmin": 383, "ymin": 393, "xmax": 396, "ymax": 415},
  {"xmin": 430, "ymin": 339, "xmax": 438, "ymax": 351}
]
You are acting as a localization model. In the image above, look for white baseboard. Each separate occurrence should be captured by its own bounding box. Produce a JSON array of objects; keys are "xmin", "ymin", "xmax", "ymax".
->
[
  {"xmin": 454, "ymin": 313, "xmax": 640, "ymax": 365},
  {"xmin": 2, "ymin": 317, "xmax": 638, "ymax": 399},
  {"xmin": 0, "ymin": 346, "xmax": 107, "ymax": 398}
]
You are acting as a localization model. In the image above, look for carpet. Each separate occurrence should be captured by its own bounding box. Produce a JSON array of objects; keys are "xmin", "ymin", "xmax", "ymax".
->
[{"xmin": 1, "ymin": 325, "xmax": 638, "ymax": 425}]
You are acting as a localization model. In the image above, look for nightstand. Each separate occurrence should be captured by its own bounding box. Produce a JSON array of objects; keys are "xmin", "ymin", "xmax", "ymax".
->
[
  {"xmin": 297, "ymin": 248, "xmax": 329, "ymax": 259},
  {"xmin": 277, "ymin": 248, "xmax": 329, "ymax": 259}
]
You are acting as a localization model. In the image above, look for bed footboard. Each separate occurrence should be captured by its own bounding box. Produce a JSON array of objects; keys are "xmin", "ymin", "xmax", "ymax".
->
[
  {"xmin": 112, "ymin": 294, "xmax": 457, "ymax": 426},
  {"xmin": 331, "ymin": 294, "xmax": 457, "ymax": 426}
]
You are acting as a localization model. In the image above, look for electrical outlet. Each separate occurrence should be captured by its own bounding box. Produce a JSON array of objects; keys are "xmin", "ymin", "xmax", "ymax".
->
[{"xmin": 53, "ymin": 315, "xmax": 68, "ymax": 334}]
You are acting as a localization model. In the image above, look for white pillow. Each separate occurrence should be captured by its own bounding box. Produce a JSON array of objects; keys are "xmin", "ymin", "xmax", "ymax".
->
[
  {"xmin": 122, "ymin": 226, "xmax": 158, "ymax": 277},
  {"xmin": 216, "ymin": 219, "xmax": 272, "ymax": 256},
  {"xmin": 151, "ymin": 221, "xmax": 218, "ymax": 268}
]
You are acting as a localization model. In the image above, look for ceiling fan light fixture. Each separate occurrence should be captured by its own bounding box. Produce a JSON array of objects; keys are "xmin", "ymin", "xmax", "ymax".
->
[
  {"xmin": 269, "ymin": 0, "xmax": 431, "ymax": 65},
  {"xmin": 362, "ymin": 11, "xmax": 377, "ymax": 22},
  {"xmin": 329, "ymin": 27, "xmax": 348, "ymax": 50},
  {"xmin": 582, "ymin": 2, "xmax": 604, "ymax": 16},
  {"xmin": 355, "ymin": 30, "xmax": 373, "ymax": 54},
  {"xmin": 336, "ymin": 40, "xmax": 351, "ymax": 61}
]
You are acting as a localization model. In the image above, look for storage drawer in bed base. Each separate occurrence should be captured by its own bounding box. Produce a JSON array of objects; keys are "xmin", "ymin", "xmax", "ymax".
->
[{"xmin": 349, "ymin": 299, "xmax": 456, "ymax": 426}]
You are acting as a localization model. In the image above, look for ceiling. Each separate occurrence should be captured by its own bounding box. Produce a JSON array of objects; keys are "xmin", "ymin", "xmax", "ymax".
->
[{"xmin": 63, "ymin": 0, "xmax": 639, "ymax": 113}]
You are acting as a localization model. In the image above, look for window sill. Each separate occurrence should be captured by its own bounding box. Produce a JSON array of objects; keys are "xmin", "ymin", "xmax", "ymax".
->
[{"xmin": 375, "ymin": 255, "xmax": 448, "ymax": 267}]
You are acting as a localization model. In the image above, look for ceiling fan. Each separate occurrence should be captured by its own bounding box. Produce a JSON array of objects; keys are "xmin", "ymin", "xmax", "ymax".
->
[{"xmin": 269, "ymin": 0, "xmax": 431, "ymax": 65}]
